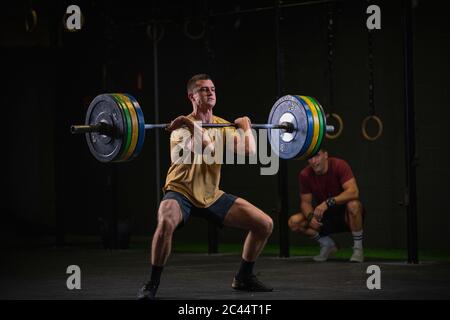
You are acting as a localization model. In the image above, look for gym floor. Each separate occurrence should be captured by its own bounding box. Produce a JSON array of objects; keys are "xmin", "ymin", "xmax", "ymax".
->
[{"xmin": 1, "ymin": 243, "xmax": 449, "ymax": 300}]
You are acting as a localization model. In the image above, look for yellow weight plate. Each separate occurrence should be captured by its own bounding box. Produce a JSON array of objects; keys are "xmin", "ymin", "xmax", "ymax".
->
[
  {"xmin": 110, "ymin": 94, "xmax": 132, "ymax": 162},
  {"xmin": 118, "ymin": 93, "xmax": 139, "ymax": 161},
  {"xmin": 307, "ymin": 96, "xmax": 325, "ymax": 157},
  {"xmin": 299, "ymin": 96, "xmax": 320, "ymax": 160}
]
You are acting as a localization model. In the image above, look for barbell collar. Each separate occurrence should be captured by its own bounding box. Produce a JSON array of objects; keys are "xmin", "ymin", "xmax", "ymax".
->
[{"xmin": 70, "ymin": 122, "xmax": 112, "ymax": 135}]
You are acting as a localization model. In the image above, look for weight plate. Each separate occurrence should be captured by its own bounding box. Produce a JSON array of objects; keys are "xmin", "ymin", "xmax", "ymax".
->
[
  {"xmin": 84, "ymin": 94, "xmax": 125, "ymax": 163},
  {"xmin": 267, "ymin": 95, "xmax": 309, "ymax": 159},
  {"xmin": 293, "ymin": 96, "xmax": 314, "ymax": 158},
  {"xmin": 303, "ymin": 96, "xmax": 324, "ymax": 158},
  {"xmin": 308, "ymin": 96, "xmax": 326, "ymax": 154},
  {"xmin": 298, "ymin": 96, "xmax": 320, "ymax": 159},
  {"xmin": 117, "ymin": 93, "xmax": 139, "ymax": 162},
  {"xmin": 124, "ymin": 94, "xmax": 146, "ymax": 160},
  {"xmin": 111, "ymin": 94, "xmax": 132, "ymax": 162}
]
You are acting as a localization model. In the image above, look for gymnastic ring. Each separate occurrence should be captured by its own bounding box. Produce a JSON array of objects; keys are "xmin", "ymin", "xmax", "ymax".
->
[
  {"xmin": 184, "ymin": 19, "xmax": 206, "ymax": 40},
  {"xmin": 25, "ymin": 9, "xmax": 38, "ymax": 33},
  {"xmin": 325, "ymin": 113, "xmax": 343, "ymax": 139},
  {"xmin": 361, "ymin": 115, "xmax": 383, "ymax": 141}
]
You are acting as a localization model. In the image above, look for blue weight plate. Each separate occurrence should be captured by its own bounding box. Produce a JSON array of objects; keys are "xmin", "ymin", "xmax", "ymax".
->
[
  {"xmin": 124, "ymin": 94, "xmax": 146, "ymax": 160},
  {"xmin": 294, "ymin": 96, "xmax": 315, "ymax": 159}
]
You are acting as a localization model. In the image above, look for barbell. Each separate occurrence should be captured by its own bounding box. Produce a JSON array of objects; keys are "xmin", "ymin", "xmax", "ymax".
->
[{"xmin": 70, "ymin": 93, "xmax": 334, "ymax": 162}]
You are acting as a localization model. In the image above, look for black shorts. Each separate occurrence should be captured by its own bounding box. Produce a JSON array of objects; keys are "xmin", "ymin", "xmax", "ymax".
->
[
  {"xmin": 319, "ymin": 204, "xmax": 365, "ymax": 236},
  {"xmin": 162, "ymin": 191, "xmax": 238, "ymax": 228}
]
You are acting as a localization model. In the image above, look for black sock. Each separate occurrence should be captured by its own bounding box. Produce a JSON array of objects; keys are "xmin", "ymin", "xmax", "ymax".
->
[
  {"xmin": 150, "ymin": 265, "xmax": 164, "ymax": 285},
  {"xmin": 236, "ymin": 259, "xmax": 255, "ymax": 279}
]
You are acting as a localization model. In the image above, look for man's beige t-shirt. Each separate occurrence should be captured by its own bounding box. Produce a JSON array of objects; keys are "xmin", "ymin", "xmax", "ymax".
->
[{"xmin": 163, "ymin": 114, "xmax": 236, "ymax": 208}]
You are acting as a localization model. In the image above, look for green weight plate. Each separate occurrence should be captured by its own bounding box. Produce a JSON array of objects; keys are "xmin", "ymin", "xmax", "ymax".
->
[
  {"xmin": 111, "ymin": 94, "xmax": 132, "ymax": 162},
  {"xmin": 306, "ymin": 96, "xmax": 325, "ymax": 157}
]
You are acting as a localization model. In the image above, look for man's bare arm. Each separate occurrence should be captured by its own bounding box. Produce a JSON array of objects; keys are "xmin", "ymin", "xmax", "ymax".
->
[
  {"xmin": 233, "ymin": 117, "xmax": 256, "ymax": 155},
  {"xmin": 334, "ymin": 178, "xmax": 359, "ymax": 205}
]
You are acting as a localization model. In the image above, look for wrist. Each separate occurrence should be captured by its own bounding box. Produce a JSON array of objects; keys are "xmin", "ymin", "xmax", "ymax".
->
[
  {"xmin": 236, "ymin": 124, "xmax": 251, "ymax": 132},
  {"xmin": 325, "ymin": 197, "xmax": 336, "ymax": 208},
  {"xmin": 235, "ymin": 117, "xmax": 251, "ymax": 131}
]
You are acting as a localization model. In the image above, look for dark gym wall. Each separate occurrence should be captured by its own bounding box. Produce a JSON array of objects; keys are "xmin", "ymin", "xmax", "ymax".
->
[
  {"xmin": 3, "ymin": 0, "xmax": 450, "ymax": 250},
  {"xmin": 414, "ymin": 3, "xmax": 450, "ymax": 250}
]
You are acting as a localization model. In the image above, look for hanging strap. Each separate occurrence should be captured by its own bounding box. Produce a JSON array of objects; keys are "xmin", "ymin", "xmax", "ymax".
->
[
  {"xmin": 327, "ymin": 4, "xmax": 335, "ymax": 115},
  {"xmin": 362, "ymin": 20, "xmax": 383, "ymax": 141},
  {"xmin": 368, "ymin": 28, "xmax": 375, "ymax": 116},
  {"xmin": 325, "ymin": 4, "xmax": 343, "ymax": 140}
]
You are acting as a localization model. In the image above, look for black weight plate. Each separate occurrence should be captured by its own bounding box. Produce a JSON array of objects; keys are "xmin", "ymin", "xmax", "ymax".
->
[{"xmin": 85, "ymin": 94, "xmax": 125, "ymax": 163}]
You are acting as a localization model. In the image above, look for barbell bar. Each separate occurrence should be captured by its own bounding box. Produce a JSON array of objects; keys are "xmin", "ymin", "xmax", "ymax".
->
[
  {"xmin": 70, "ymin": 93, "xmax": 334, "ymax": 163},
  {"xmin": 71, "ymin": 122, "xmax": 299, "ymax": 133}
]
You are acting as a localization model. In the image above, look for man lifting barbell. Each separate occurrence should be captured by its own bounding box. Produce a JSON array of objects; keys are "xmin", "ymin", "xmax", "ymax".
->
[
  {"xmin": 71, "ymin": 74, "xmax": 336, "ymax": 299},
  {"xmin": 137, "ymin": 74, "xmax": 274, "ymax": 300}
]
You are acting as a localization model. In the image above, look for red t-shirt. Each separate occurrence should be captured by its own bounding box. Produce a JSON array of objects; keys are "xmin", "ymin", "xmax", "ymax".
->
[{"xmin": 299, "ymin": 157, "xmax": 354, "ymax": 204}]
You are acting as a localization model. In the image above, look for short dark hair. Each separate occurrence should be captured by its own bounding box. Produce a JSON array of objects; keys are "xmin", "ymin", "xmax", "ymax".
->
[
  {"xmin": 307, "ymin": 147, "xmax": 327, "ymax": 160},
  {"xmin": 187, "ymin": 74, "xmax": 212, "ymax": 94}
]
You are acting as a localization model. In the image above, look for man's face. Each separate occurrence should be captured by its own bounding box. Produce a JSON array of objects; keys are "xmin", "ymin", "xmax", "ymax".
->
[
  {"xmin": 308, "ymin": 150, "xmax": 328, "ymax": 175},
  {"xmin": 189, "ymin": 79, "xmax": 216, "ymax": 109}
]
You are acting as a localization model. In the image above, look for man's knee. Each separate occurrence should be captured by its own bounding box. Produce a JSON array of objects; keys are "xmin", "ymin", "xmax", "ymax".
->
[
  {"xmin": 157, "ymin": 200, "xmax": 182, "ymax": 232},
  {"xmin": 346, "ymin": 200, "xmax": 362, "ymax": 216},
  {"xmin": 257, "ymin": 215, "xmax": 273, "ymax": 236},
  {"xmin": 288, "ymin": 214, "xmax": 306, "ymax": 233}
]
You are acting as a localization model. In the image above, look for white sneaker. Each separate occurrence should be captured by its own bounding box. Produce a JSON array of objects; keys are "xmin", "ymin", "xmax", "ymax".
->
[
  {"xmin": 350, "ymin": 247, "xmax": 364, "ymax": 263},
  {"xmin": 313, "ymin": 244, "xmax": 338, "ymax": 262}
]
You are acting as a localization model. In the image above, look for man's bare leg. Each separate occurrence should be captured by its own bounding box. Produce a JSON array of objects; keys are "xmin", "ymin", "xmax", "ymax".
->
[{"xmin": 223, "ymin": 198, "xmax": 274, "ymax": 291}]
